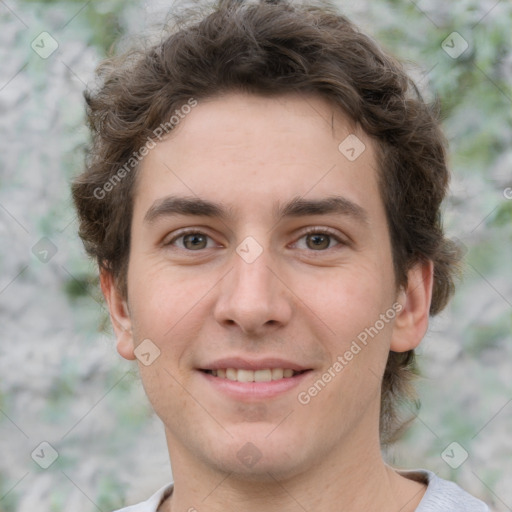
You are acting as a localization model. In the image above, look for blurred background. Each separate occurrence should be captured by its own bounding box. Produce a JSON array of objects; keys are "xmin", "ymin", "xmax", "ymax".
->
[{"xmin": 0, "ymin": 0, "xmax": 511, "ymax": 510}]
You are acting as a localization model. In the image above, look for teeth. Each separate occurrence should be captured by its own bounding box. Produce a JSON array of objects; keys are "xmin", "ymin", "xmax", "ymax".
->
[
  {"xmin": 271, "ymin": 368, "xmax": 284, "ymax": 380},
  {"xmin": 237, "ymin": 369, "xmax": 254, "ymax": 383},
  {"xmin": 254, "ymin": 369, "xmax": 272, "ymax": 382},
  {"xmin": 226, "ymin": 368, "xmax": 237, "ymax": 381},
  {"xmin": 208, "ymin": 368, "xmax": 301, "ymax": 382}
]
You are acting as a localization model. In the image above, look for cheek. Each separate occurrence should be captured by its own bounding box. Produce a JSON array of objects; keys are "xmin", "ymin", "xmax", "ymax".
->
[
  {"xmin": 128, "ymin": 258, "xmax": 206, "ymax": 338},
  {"xmin": 300, "ymin": 263, "xmax": 396, "ymax": 406},
  {"xmin": 300, "ymin": 262, "xmax": 395, "ymax": 341},
  {"xmin": 137, "ymin": 364, "xmax": 193, "ymax": 432}
]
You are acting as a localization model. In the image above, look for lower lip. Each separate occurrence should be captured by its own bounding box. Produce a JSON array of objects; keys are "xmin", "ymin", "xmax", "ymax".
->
[{"xmin": 199, "ymin": 370, "xmax": 312, "ymax": 400}]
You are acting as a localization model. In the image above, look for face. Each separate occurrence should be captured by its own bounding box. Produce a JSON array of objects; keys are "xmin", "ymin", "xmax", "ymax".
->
[{"xmin": 105, "ymin": 92, "xmax": 431, "ymax": 481}]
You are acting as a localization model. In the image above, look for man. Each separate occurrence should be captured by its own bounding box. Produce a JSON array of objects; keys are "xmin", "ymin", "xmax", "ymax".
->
[{"xmin": 72, "ymin": 0, "xmax": 490, "ymax": 510}]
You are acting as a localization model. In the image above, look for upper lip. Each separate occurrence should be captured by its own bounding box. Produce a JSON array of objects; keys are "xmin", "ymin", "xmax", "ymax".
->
[{"xmin": 199, "ymin": 357, "xmax": 311, "ymax": 372}]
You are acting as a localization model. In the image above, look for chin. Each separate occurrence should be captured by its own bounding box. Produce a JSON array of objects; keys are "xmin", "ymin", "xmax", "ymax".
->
[
  {"xmin": 203, "ymin": 428, "xmax": 311, "ymax": 482},
  {"xmin": 215, "ymin": 452, "xmax": 308, "ymax": 483}
]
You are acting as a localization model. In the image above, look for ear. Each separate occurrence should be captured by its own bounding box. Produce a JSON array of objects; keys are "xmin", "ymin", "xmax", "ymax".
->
[
  {"xmin": 100, "ymin": 270, "xmax": 136, "ymax": 360},
  {"xmin": 390, "ymin": 260, "xmax": 434, "ymax": 352}
]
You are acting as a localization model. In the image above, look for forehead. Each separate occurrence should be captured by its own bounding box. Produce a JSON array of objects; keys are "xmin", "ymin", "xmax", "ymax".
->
[{"xmin": 133, "ymin": 92, "xmax": 383, "ymax": 223}]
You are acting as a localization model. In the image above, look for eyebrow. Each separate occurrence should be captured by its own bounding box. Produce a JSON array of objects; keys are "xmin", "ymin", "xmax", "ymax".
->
[{"xmin": 144, "ymin": 195, "xmax": 369, "ymax": 225}]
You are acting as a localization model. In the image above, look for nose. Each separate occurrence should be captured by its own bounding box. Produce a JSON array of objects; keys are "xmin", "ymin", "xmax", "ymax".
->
[{"xmin": 213, "ymin": 243, "xmax": 293, "ymax": 337}]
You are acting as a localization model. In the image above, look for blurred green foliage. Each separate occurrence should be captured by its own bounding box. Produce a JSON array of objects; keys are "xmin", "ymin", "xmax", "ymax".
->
[{"xmin": 20, "ymin": 0, "xmax": 129, "ymax": 51}]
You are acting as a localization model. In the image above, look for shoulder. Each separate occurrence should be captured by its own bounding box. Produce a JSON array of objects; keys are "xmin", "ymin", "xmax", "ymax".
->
[
  {"xmin": 398, "ymin": 469, "xmax": 490, "ymax": 512},
  {"xmin": 112, "ymin": 483, "xmax": 174, "ymax": 512}
]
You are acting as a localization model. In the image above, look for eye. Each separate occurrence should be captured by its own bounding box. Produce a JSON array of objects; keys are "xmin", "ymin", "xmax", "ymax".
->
[
  {"xmin": 165, "ymin": 230, "xmax": 217, "ymax": 251},
  {"xmin": 294, "ymin": 228, "xmax": 345, "ymax": 251}
]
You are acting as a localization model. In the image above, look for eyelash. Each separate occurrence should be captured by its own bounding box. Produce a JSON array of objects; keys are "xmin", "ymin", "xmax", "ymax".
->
[{"xmin": 165, "ymin": 227, "xmax": 347, "ymax": 251}]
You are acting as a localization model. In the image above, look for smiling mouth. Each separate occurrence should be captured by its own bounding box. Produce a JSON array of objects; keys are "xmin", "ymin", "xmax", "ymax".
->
[{"xmin": 200, "ymin": 368, "xmax": 309, "ymax": 382}]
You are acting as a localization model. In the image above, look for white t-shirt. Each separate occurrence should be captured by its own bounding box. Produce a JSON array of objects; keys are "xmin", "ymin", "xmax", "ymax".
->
[{"xmin": 113, "ymin": 469, "xmax": 490, "ymax": 511}]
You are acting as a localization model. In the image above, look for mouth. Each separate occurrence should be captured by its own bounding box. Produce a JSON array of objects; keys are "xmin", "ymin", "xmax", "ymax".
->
[
  {"xmin": 197, "ymin": 360, "xmax": 313, "ymax": 400},
  {"xmin": 200, "ymin": 368, "xmax": 309, "ymax": 382}
]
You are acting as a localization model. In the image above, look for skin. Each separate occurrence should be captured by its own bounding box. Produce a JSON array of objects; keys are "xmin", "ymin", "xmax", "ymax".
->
[{"xmin": 102, "ymin": 92, "xmax": 434, "ymax": 512}]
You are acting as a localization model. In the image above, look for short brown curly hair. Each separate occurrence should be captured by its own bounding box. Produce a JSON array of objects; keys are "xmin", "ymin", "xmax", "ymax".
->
[{"xmin": 71, "ymin": 0, "xmax": 461, "ymax": 444}]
